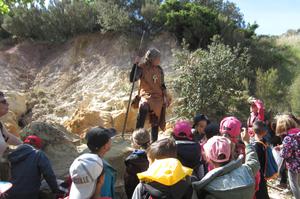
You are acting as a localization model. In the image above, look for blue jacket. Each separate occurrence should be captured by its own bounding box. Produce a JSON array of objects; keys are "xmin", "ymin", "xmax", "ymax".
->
[
  {"xmin": 7, "ymin": 144, "xmax": 58, "ymax": 198},
  {"xmin": 100, "ymin": 159, "xmax": 117, "ymax": 199}
]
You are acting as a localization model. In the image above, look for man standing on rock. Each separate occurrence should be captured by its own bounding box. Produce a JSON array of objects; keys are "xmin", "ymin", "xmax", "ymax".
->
[{"xmin": 130, "ymin": 48, "xmax": 171, "ymax": 142}]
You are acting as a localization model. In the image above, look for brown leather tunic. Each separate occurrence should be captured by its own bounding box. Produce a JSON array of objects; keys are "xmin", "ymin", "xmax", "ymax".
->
[{"xmin": 139, "ymin": 63, "xmax": 164, "ymax": 119}]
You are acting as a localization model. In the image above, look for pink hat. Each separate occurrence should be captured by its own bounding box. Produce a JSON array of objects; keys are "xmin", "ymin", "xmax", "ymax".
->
[
  {"xmin": 173, "ymin": 120, "xmax": 193, "ymax": 140},
  {"xmin": 219, "ymin": 116, "xmax": 242, "ymax": 143},
  {"xmin": 204, "ymin": 136, "xmax": 231, "ymax": 163}
]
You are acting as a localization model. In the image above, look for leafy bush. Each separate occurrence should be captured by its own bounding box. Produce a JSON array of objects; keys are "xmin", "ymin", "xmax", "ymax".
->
[
  {"xmin": 1, "ymin": 0, "xmax": 130, "ymax": 42},
  {"xmin": 2, "ymin": 1, "xmax": 97, "ymax": 42},
  {"xmin": 255, "ymin": 68, "xmax": 288, "ymax": 113},
  {"xmin": 173, "ymin": 38, "xmax": 251, "ymax": 119},
  {"xmin": 156, "ymin": 0, "xmax": 219, "ymax": 49},
  {"xmin": 95, "ymin": 0, "xmax": 130, "ymax": 32},
  {"xmin": 290, "ymin": 74, "xmax": 300, "ymax": 115}
]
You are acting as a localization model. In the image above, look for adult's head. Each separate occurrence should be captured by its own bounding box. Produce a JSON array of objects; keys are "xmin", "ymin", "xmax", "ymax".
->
[
  {"xmin": 85, "ymin": 127, "xmax": 116, "ymax": 157},
  {"xmin": 204, "ymin": 136, "xmax": 231, "ymax": 168},
  {"xmin": 0, "ymin": 91, "xmax": 9, "ymax": 117},
  {"xmin": 219, "ymin": 116, "xmax": 242, "ymax": 144},
  {"xmin": 131, "ymin": 128, "xmax": 150, "ymax": 150},
  {"xmin": 146, "ymin": 138, "xmax": 177, "ymax": 164},
  {"xmin": 276, "ymin": 114, "xmax": 298, "ymax": 136},
  {"xmin": 193, "ymin": 114, "xmax": 210, "ymax": 134},
  {"xmin": 173, "ymin": 120, "xmax": 193, "ymax": 141},
  {"xmin": 145, "ymin": 48, "xmax": 161, "ymax": 66}
]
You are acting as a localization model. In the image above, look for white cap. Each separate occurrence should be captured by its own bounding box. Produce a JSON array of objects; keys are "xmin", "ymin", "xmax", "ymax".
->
[{"xmin": 69, "ymin": 153, "xmax": 103, "ymax": 199}]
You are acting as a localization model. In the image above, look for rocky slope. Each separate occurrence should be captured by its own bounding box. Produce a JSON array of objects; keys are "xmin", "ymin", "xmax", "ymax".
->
[{"xmin": 0, "ymin": 32, "xmax": 178, "ymax": 137}]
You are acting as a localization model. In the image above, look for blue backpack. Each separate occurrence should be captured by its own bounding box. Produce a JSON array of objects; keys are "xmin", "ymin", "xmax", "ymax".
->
[{"xmin": 257, "ymin": 141, "xmax": 278, "ymax": 180}]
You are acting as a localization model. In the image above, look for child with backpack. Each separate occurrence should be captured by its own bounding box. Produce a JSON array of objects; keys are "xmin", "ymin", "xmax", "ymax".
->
[
  {"xmin": 172, "ymin": 121, "xmax": 204, "ymax": 180},
  {"xmin": 252, "ymin": 120, "xmax": 277, "ymax": 199},
  {"xmin": 69, "ymin": 127, "xmax": 116, "ymax": 199},
  {"xmin": 192, "ymin": 130, "xmax": 260, "ymax": 199},
  {"xmin": 124, "ymin": 129, "xmax": 150, "ymax": 199},
  {"xmin": 275, "ymin": 114, "xmax": 300, "ymax": 199},
  {"xmin": 132, "ymin": 138, "xmax": 193, "ymax": 199},
  {"xmin": 247, "ymin": 97, "xmax": 265, "ymax": 137}
]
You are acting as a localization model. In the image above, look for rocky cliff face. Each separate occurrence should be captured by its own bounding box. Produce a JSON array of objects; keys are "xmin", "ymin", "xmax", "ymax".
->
[{"xmin": 0, "ymin": 32, "xmax": 178, "ymax": 136}]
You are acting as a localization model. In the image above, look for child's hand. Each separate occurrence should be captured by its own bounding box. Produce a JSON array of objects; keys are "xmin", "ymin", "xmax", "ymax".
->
[{"xmin": 241, "ymin": 127, "xmax": 250, "ymax": 145}]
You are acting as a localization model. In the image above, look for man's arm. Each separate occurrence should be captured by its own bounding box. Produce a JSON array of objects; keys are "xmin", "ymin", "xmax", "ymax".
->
[
  {"xmin": 130, "ymin": 64, "xmax": 143, "ymax": 83},
  {"xmin": 2, "ymin": 126, "xmax": 22, "ymax": 146}
]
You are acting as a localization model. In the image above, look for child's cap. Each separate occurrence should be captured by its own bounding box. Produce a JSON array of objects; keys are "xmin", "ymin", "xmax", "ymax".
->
[
  {"xmin": 204, "ymin": 136, "xmax": 231, "ymax": 163},
  {"xmin": 131, "ymin": 129, "xmax": 150, "ymax": 147},
  {"xmin": 24, "ymin": 135, "xmax": 43, "ymax": 149},
  {"xmin": 219, "ymin": 116, "xmax": 242, "ymax": 143},
  {"xmin": 69, "ymin": 153, "xmax": 103, "ymax": 198},
  {"xmin": 173, "ymin": 120, "xmax": 193, "ymax": 140}
]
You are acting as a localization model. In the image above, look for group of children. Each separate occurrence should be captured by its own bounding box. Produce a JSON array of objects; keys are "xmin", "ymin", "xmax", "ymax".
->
[
  {"xmin": 1, "ymin": 89, "xmax": 300, "ymax": 199},
  {"xmin": 122, "ymin": 98, "xmax": 300, "ymax": 199}
]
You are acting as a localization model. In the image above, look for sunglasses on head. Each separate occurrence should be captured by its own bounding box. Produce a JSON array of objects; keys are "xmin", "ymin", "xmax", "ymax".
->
[{"xmin": 0, "ymin": 99, "xmax": 7, "ymax": 104}]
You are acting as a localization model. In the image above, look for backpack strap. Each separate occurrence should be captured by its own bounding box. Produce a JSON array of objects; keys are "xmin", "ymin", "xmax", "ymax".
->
[{"xmin": 255, "ymin": 141, "xmax": 268, "ymax": 177}]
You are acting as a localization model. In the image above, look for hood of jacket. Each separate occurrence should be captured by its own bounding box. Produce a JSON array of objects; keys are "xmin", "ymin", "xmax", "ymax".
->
[
  {"xmin": 8, "ymin": 144, "xmax": 36, "ymax": 164},
  {"xmin": 137, "ymin": 158, "xmax": 193, "ymax": 186}
]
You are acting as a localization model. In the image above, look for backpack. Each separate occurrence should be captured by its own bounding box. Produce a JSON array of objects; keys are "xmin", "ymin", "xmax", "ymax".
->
[
  {"xmin": 141, "ymin": 180, "xmax": 192, "ymax": 199},
  {"xmin": 256, "ymin": 141, "xmax": 278, "ymax": 180},
  {"xmin": 142, "ymin": 183, "xmax": 172, "ymax": 199}
]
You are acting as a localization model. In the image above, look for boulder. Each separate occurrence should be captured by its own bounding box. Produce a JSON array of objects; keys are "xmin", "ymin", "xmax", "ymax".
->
[
  {"xmin": 111, "ymin": 109, "xmax": 137, "ymax": 133},
  {"xmin": 20, "ymin": 122, "xmax": 80, "ymax": 177},
  {"xmin": 64, "ymin": 108, "xmax": 104, "ymax": 136}
]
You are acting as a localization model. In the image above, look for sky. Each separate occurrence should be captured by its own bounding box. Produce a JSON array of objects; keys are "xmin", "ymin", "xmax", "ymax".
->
[{"xmin": 229, "ymin": 0, "xmax": 300, "ymax": 35}]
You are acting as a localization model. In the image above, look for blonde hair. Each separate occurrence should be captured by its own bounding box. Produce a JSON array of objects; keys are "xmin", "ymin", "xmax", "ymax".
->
[{"xmin": 276, "ymin": 114, "xmax": 298, "ymax": 135}]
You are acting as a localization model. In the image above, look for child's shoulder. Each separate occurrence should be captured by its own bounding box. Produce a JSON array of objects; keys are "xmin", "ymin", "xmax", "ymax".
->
[{"xmin": 125, "ymin": 150, "xmax": 147, "ymax": 161}]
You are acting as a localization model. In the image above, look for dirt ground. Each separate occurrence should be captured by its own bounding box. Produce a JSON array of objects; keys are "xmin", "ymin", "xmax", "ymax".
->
[{"xmin": 268, "ymin": 181, "xmax": 294, "ymax": 199}]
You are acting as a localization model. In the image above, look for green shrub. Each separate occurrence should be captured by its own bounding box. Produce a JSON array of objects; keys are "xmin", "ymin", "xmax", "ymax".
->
[
  {"xmin": 95, "ymin": 0, "xmax": 130, "ymax": 32},
  {"xmin": 290, "ymin": 74, "xmax": 300, "ymax": 115},
  {"xmin": 1, "ymin": 0, "xmax": 130, "ymax": 42},
  {"xmin": 173, "ymin": 38, "xmax": 251, "ymax": 119},
  {"xmin": 255, "ymin": 68, "xmax": 288, "ymax": 113},
  {"xmin": 156, "ymin": 0, "xmax": 219, "ymax": 49}
]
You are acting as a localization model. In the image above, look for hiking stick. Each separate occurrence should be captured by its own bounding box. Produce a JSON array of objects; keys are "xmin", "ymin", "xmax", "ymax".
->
[{"xmin": 122, "ymin": 31, "xmax": 145, "ymax": 138}]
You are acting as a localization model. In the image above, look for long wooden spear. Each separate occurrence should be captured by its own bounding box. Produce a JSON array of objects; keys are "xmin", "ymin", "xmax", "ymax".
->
[{"xmin": 122, "ymin": 31, "xmax": 145, "ymax": 138}]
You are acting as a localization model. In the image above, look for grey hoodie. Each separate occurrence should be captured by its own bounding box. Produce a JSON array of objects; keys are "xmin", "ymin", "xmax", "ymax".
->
[
  {"xmin": 192, "ymin": 144, "xmax": 260, "ymax": 199},
  {"xmin": 7, "ymin": 144, "xmax": 58, "ymax": 198}
]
